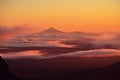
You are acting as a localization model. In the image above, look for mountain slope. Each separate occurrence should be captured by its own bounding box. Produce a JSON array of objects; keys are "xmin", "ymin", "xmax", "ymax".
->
[
  {"xmin": 34, "ymin": 61, "xmax": 120, "ymax": 80},
  {"xmin": 0, "ymin": 56, "xmax": 18, "ymax": 80},
  {"xmin": 41, "ymin": 27, "xmax": 63, "ymax": 33}
]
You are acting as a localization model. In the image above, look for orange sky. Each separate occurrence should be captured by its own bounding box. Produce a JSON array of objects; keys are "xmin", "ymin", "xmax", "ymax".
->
[{"xmin": 0, "ymin": 0, "xmax": 120, "ymax": 33}]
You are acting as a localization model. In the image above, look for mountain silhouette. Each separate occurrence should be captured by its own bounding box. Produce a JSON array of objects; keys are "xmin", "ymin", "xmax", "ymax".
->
[
  {"xmin": 12, "ymin": 59, "xmax": 120, "ymax": 80},
  {"xmin": 0, "ymin": 56, "xmax": 18, "ymax": 80},
  {"xmin": 28, "ymin": 61, "xmax": 120, "ymax": 80},
  {"xmin": 43, "ymin": 61, "xmax": 120, "ymax": 80},
  {"xmin": 41, "ymin": 27, "xmax": 63, "ymax": 33},
  {"xmin": 74, "ymin": 61, "xmax": 120, "ymax": 80}
]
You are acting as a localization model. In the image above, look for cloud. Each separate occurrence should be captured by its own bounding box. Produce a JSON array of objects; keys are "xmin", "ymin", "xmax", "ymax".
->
[
  {"xmin": 0, "ymin": 27, "xmax": 14, "ymax": 42},
  {"xmin": 13, "ymin": 26, "xmax": 38, "ymax": 34},
  {"xmin": 1, "ymin": 48, "xmax": 120, "ymax": 59},
  {"xmin": 0, "ymin": 26, "xmax": 120, "ymax": 49},
  {"xmin": 60, "ymin": 32, "xmax": 120, "ymax": 50},
  {"xmin": 60, "ymin": 49, "xmax": 120, "ymax": 58},
  {"xmin": 90, "ymin": 32, "xmax": 118, "ymax": 41},
  {"xmin": 60, "ymin": 38, "xmax": 96, "ymax": 50},
  {"xmin": 92, "ymin": 33, "xmax": 120, "ymax": 49},
  {"xmin": 0, "ymin": 26, "xmax": 37, "ymax": 42}
]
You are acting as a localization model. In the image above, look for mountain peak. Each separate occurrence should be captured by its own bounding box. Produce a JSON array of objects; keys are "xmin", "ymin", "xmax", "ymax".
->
[
  {"xmin": 41, "ymin": 27, "xmax": 63, "ymax": 33},
  {"xmin": 48, "ymin": 27, "xmax": 56, "ymax": 30},
  {"xmin": 47, "ymin": 27, "xmax": 58, "ymax": 31}
]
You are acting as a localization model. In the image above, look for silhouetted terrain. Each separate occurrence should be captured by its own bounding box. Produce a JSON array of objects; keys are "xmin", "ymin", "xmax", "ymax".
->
[
  {"xmin": 15, "ymin": 61, "xmax": 120, "ymax": 80},
  {"xmin": 4, "ymin": 56, "xmax": 120, "ymax": 80},
  {"xmin": 0, "ymin": 56, "xmax": 18, "ymax": 80},
  {"xmin": 47, "ymin": 61, "xmax": 120, "ymax": 80},
  {"xmin": 1, "ymin": 46, "xmax": 120, "ymax": 80}
]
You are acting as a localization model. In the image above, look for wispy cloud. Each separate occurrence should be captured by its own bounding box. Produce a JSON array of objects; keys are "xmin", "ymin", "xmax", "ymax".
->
[
  {"xmin": 0, "ymin": 27, "xmax": 14, "ymax": 42},
  {"xmin": 0, "ymin": 26, "xmax": 36, "ymax": 42},
  {"xmin": 61, "ymin": 33, "xmax": 120, "ymax": 49}
]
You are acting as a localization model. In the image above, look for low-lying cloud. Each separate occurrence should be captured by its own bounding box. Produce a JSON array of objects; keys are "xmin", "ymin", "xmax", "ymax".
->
[
  {"xmin": 60, "ymin": 49, "xmax": 120, "ymax": 58},
  {"xmin": 60, "ymin": 38, "xmax": 94, "ymax": 49},
  {"xmin": 0, "ymin": 26, "xmax": 120, "ymax": 50},
  {"xmin": 0, "ymin": 26, "xmax": 37, "ymax": 42},
  {"xmin": 0, "ymin": 27, "xmax": 14, "ymax": 42},
  {"xmin": 61, "ymin": 33, "xmax": 120, "ymax": 50}
]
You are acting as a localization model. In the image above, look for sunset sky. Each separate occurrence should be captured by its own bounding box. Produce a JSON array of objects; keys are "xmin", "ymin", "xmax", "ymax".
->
[{"xmin": 0, "ymin": 0, "xmax": 120, "ymax": 33}]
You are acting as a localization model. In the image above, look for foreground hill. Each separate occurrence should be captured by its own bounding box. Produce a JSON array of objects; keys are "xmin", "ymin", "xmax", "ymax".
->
[
  {"xmin": 1, "ymin": 54, "xmax": 120, "ymax": 80},
  {"xmin": 6, "ymin": 56, "xmax": 120, "ymax": 80},
  {"xmin": 53, "ymin": 61, "xmax": 120, "ymax": 80},
  {"xmin": 20, "ymin": 61, "xmax": 120, "ymax": 80},
  {"xmin": 0, "ymin": 56, "xmax": 18, "ymax": 80}
]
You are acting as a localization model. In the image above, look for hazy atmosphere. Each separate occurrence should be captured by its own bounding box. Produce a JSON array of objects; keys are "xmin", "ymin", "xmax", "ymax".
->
[
  {"xmin": 0, "ymin": 0, "xmax": 120, "ymax": 32},
  {"xmin": 0, "ymin": 0, "xmax": 120, "ymax": 80}
]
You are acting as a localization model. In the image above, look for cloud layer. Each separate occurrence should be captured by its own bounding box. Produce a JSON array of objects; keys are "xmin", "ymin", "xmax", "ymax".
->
[
  {"xmin": 0, "ymin": 26, "xmax": 37, "ymax": 42},
  {"xmin": 0, "ymin": 26, "xmax": 120, "ymax": 50}
]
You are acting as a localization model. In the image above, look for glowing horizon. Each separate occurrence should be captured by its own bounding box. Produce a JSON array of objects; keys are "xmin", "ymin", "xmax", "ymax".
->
[{"xmin": 0, "ymin": 0, "xmax": 120, "ymax": 33}]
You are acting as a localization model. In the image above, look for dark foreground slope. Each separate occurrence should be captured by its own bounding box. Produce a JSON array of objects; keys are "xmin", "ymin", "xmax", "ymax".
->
[
  {"xmin": 0, "ymin": 56, "xmax": 18, "ymax": 80},
  {"xmin": 19, "ymin": 61, "xmax": 120, "ymax": 80},
  {"xmin": 8, "ymin": 59, "xmax": 119, "ymax": 80},
  {"xmin": 57, "ymin": 61, "xmax": 120, "ymax": 80},
  {"xmin": 1, "ymin": 56, "xmax": 120, "ymax": 80}
]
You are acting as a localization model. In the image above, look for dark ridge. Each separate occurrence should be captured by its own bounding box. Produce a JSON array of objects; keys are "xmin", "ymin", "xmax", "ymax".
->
[
  {"xmin": 46, "ymin": 61, "xmax": 120, "ymax": 80},
  {"xmin": 17, "ymin": 61, "xmax": 120, "ymax": 80},
  {"xmin": 41, "ymin": 27, "xmax": 63, "ymax": 33},
  {"xmin": 0, "ymin": 56, "xmax": 18, "ymax": 80}
]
